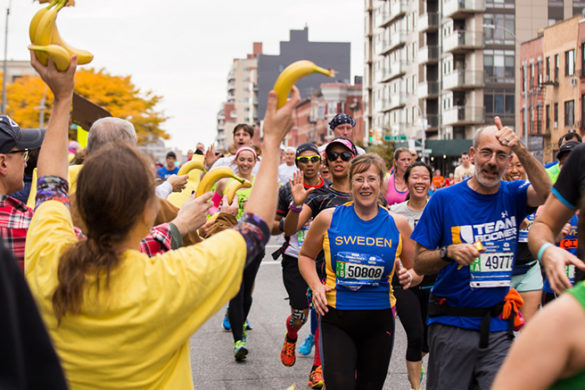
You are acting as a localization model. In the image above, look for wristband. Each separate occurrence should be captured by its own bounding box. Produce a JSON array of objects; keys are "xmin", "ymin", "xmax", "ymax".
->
[
  {"xmin": 279, "ymin": 218, "xmax": 285, "ymax": 232},
  {"xmin": 289, "ymin": 201, "xmax": 303, "ymax": 213},
  {"xmin": 537, "ymin": 242, "xmax": 554, "ymax": 262}
]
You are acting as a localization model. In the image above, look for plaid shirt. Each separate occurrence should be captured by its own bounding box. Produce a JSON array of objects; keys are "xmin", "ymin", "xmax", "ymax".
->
[
  {"xmin": 0, "ymin": 195, "xmax": 34, "ymax": 271},
  {"xmin": 35, "ymin": 176, "xmax": 174, "ymax": 258}
]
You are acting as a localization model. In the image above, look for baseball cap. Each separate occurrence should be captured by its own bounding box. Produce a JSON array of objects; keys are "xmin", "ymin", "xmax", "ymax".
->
[
  {"xmin": 557, "ymin": 140, "xmax": 580, "ymax": 160},
  {"xmin": 295, "ymin": 143, "xmax": 319, "ymax": 159},
  {"xmin": 325, "ymin": 137, "xmax": 358, "ymax": 156},
  {"xmin": 0, "ymin": 116, "xmax": 44, "ymax": 154}
]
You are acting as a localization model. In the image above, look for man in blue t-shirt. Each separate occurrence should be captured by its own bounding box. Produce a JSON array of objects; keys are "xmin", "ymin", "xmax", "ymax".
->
[
  {"xmin": 157, "ymin": 151, "xmax": 179, "ymax": 180},
  {"xmin": 411, "ymin": 117, "xmax": 551, "ymax": 389}
]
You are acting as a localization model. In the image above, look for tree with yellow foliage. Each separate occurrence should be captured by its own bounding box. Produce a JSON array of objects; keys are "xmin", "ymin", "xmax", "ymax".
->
[{"xmin": 4, "ymin": 68, "xmax": 169, "ymax": 144}]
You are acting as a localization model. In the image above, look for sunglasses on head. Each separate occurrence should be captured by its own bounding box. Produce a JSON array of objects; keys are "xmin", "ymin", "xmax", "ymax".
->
[
  {"xmin": 327, "ymin": 151, "xmax": 353, "ymax": 162},
  {"xmin": 296, "ymin": 155, "xmax": 321, "ymax": 164}
]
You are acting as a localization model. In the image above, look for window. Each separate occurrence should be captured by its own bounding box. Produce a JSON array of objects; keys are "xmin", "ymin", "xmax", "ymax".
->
[
  {"xmin": 537, "ymin": 60, "xmax": 542, "ymax": 85},
  {"xmin": 565, "ymin": 100, "xmax": 575, "ymax": 126},
  {"xmin": 546, "ymin": 104, "xmax": 550, "ymax": 131},
  {"xmin": 554, "ymin": 103, "xmax": 558, "ymax": 128},
  {"xmin": 582, "ymin": 43, "xmax": 585, "ymax": 77},
  {"xmin": 484, "ymin": 50, "xmax": 515, "ymax": 83},
  {"xmin": 521, "ymin": 66, "xmax": 525, "ymax": 92},
  {"xmin": 530, "ymin": 63, "xmax": 534, "ymax": 89},
  {"xmin": 546, "ymin": 57, "xmax": 550, "ymax": 81},
  {"xmin": 484, "ymin": 90, "xmax": 514, "ymax": 118},
  {"xmin": 484, "ymin": 13, "xmax": 515, "ymax": 44},
  {"xmin": 566, "ymin": 50, "xmax": 575, "ymax": 76},
  {"xmin": 555, "ymin": 54, "xmax": 559, "ymax": 80},
  {"xmin": 582, "ymin": 94, "xmax": 585, "ymax": 128}
]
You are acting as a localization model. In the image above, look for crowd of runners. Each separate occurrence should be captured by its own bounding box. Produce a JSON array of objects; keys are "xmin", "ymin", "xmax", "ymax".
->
[{"xmin": 2, "ymin": 53, "xmax": 585, "ymax": 390}]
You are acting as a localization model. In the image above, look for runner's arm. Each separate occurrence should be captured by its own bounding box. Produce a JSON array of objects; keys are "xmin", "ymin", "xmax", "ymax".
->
[
  {"xmin": 529, "ymin": 195, "xmax": 584, "ymax": 294},
  {"xmin": 283, "ymin": 204, "xmax": 312, "ymax": 236},
  {"xmin": 414, "ymin": 242, "xmax": 479, "ymax": 275},
  {"xmin": 511, "ymin": 136, "xmax": 551, "ymax": 208},
  {"xmin": 298, "ymin": 210, "xmax": 332, "ymax": 316},
  {"xmin": 492, "ymin": 292, "xmax": 584, "ymax": 390}
]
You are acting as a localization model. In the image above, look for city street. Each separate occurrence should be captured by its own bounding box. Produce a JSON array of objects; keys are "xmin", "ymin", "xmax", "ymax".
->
[{"xmin": 190, "ymin": 239, "xmax": 422, "ymax": 389}]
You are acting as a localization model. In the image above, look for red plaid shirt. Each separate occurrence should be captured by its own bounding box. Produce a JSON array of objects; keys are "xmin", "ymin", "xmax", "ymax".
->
[{"xmin": 0, "ymin": 195, "xmax": 34, "ymax": 271}]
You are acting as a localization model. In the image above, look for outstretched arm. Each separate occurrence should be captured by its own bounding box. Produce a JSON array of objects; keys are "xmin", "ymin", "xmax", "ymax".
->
[{"xmin": 31, "ymin": 52, "xmax": 77, "ymax": 180}]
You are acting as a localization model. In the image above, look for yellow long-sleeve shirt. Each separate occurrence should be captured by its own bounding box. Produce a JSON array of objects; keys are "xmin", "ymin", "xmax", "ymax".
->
[{"xmin": 25, "ymin": 200, "xmax": 246, "ymax": 389}]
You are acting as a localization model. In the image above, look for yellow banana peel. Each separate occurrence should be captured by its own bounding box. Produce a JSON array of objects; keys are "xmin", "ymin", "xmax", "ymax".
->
[
  {"xmin": 224, "ymin": 179, "xmax": 252, "ymax": 204},
  {"xmin": 196, "ymin": 166, "xmax": 244, "ymax": 197}
]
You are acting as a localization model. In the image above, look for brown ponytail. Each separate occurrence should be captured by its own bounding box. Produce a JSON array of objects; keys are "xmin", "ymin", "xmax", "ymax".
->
[{"xmin": 52, "ymin": 143, "xmax": 155, "ymax": 322}]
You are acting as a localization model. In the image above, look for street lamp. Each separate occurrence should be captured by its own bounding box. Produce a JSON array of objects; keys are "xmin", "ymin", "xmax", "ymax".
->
[
  {"xmin": 483, "ymin": 24, "xmax": 529, "ymax": 148},
  {"xmin": 1, "ymin": 0, "xmax": 11, "ymax": 115}
]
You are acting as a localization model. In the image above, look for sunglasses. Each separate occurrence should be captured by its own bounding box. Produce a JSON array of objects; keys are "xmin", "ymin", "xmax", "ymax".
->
[
  {"xmin": 5, "ymin": 149, "xmax": 29, "ymax": 162},
  {"xmin": 327, "ymin": 151, "xmax": 353, "ymax": 162},
  {"xmin": 296, "ymin": 155, "xmax": 321, "ymax": 164}
]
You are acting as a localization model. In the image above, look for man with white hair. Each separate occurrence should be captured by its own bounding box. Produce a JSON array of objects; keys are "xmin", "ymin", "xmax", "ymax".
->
[{"xmin": 278, "ymin": 146, "xmax": 296, "ymax": 185}]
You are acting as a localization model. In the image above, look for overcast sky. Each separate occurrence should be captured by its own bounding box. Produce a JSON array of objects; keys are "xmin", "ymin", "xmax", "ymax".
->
[{"xmin": 7, "ymin": 0, "xmax": 364, "ymax": 151}]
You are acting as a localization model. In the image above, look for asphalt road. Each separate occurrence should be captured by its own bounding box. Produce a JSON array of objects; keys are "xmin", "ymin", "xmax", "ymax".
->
[{"xmin": 189, "ymin": 239, "xmax": 426, "ymax": 390}]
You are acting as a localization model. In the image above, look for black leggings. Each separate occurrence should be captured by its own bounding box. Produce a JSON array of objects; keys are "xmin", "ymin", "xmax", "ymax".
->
[
  {"xmin": 228, "ymin": 251, "xmax": 264, "ymax": 342},
  {"xmin": 394, "ymin": 285, "xmax": 430, "ymax": 361},
  {"xmin": 320, "ymin": 307, "xmax": 395, "ymax": 390}
]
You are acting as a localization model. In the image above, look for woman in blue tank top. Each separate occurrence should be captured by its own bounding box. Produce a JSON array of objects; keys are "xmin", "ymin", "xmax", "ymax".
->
[{"xmin": 298, "ymin": 154, "xmax": 416, "ymax": 390}]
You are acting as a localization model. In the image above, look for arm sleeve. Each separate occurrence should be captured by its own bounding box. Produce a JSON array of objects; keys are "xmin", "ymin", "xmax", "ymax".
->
[
  {"xmin": 155, "ymin": 181, "xmax": 173, "ymax": 199},
  {"xmin": 35, "ymin": 176, "xmax": 70, "ymax": 210},
  {"xmin": 139, "ymin": 223, "xmax": 175, "ymax": 256},
  {"xmin": 553, "ymin": 145, "xmax": 585, "ymax": 209}
]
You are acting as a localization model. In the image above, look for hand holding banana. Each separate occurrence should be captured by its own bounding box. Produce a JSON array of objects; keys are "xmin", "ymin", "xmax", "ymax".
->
[
  {"xmin": 29, "ymin": 0, "xmax": 93, "ymax": 72},
  {"xmin": 273, "ymin": 60, "xmax": 335, "ymax": 108}
]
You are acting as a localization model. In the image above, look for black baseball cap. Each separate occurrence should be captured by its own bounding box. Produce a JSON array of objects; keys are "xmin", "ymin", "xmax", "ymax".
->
[
  {"xmin": 295, "ymin": 143, "xmax": 319, "ymax": 159},
  {"xmin": 557, "ymin": 140, "xmax": 580, "ymax": 160},
  {"xmin": 0, "ymin": 116, "xmax": 44, "ymax": 154}
]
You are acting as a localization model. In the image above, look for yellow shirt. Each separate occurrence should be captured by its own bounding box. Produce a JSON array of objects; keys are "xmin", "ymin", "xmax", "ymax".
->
[{"xmin": 25, "ymin": 200, "xmax": 246, "ymax": 389}]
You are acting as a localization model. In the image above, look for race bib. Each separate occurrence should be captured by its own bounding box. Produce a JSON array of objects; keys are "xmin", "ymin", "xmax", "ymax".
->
[
  {"xmin": 297, "ymin": 224, "xmax": 309, "ymax": 247},
  {"xmin": 469, "ymin": 241, "xmax": 514, "ymax": 288},
  {"xmin": 335, "ymin": 251, "xmax": 386, "ymax": 291},
  {"xmin": 567, "ymin": 264, "xmax": 575, "ymax": 285}
]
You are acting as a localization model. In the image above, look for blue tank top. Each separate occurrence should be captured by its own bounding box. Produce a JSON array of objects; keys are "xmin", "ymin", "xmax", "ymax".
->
[{"xmin": 323, "ymin": 203, "xmax": 401, "ymax": 310}]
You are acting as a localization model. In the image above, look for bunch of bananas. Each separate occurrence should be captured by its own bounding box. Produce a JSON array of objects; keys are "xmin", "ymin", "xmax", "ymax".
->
[
  {"xmin": 273, "ymin": 60, "xmax": 335, "ymax": 108},
  {"xmin": 28, "ymin": 0, "xmax": 93, "ymax": 71}
]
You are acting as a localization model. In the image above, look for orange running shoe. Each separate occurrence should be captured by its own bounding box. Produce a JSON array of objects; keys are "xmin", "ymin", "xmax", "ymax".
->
[
  {"xmin": 308, "ymin": 365, "xmax": 324, "ymax": 389},
  {"xmin": 280, "ymin": 334, "xmax": 297, "ymax": 367}
]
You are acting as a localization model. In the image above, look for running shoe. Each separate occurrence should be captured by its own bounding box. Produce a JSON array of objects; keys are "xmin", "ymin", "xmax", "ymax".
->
[
  {"xmin": 280, "ymin": 334, "xmax": 297, "ymax": 367},
  {"xmin": 222, "ymin": 311, "xmax": 230, "ymax": 331},
  {"xmin": 245, "ymin": 320, "xmax": 252, "ymax": 330},
  {"xmin": 308, "ymin": 365, "xmax": 324, "ymax": 389},
  {"xmin": 298, "ymin": 333, "xmax": 314, "ymax": 355},
  {"xmin": 234, "ymin": 340, "xmax": 248, "ymax": 362},
  {"xmin": 420, "ymin": 365, "xmax": 425, "ymax": 385}
]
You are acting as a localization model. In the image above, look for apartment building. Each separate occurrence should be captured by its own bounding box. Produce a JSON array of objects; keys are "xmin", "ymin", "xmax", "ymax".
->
[
  {"xmin": 287, "ymin": 81, "xmax": 364, "ymax": 147},
  {"xmin": 364, "ymin": 0, "xmax": 585, "ymax": 158},
  {"xmin": 216, "ymin": 43, "xmax": 263, "ymax": 151},
  {"xmin": 519, "ymin": 15, "xmax": 585, "ymax": 163}
]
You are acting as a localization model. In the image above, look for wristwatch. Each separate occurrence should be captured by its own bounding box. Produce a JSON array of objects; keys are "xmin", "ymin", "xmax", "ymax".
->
[{"xmin": 439, "ymin": 246, "xmax": 449, "ymax": 261}]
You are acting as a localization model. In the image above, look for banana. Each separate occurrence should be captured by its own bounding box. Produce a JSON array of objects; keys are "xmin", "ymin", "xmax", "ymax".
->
[
  {"xmin": 50, "ymin": 24, "xmax": 93, "ymax": 65},
  {"xmin": 28, "ymin": 44, "xmax": 71, "ymax": 71},
  {"xmin": 29, "ymin": 0, "xmax": 93, "ymax": 67},
  {"xmin": 196, "ymin": 167, "xmax": 244, "ymax": 197},
  {"xmin": 224, "ymin": 179, "xmax": 252, "ymax": 204},
  {"xmin": 29, "ymin": 0, "xmax": 58, "ymax": 43},
  {"xmin": 31, "ymin": 0, "xmax": 64, "ymax": 65},
  {"xmin": 177, "ymin": 159, "xmax": 205, "ymax": 176},
  {"xmin": 273, "ymin": 60, "xmax": 335, "ymax": 108}
]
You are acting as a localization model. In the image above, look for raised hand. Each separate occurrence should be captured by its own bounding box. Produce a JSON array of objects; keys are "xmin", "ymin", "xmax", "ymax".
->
[{"xmin": 289, "ymin": 170, "xmax": 314, "ymax": 205}]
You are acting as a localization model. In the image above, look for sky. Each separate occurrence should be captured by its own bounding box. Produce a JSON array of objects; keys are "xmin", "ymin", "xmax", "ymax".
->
[{"xmin": 7, "ymin": 0, "xmax": 364, "ymax": 152}]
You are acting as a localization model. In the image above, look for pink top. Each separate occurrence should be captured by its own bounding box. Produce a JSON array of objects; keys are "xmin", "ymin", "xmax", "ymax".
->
[{"xmin": 385, "ymin": 174, "xmax": 409, "ymax": 206}]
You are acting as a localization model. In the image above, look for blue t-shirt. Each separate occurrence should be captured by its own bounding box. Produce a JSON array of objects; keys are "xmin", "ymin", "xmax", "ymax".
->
[
  {"xmin": 323, "ymin": 203, "xmax": 401, "ymax": 310},
  {"xmin": 411, "ymin": 180, "xmax": 530, "ymax": 331},
  {"xmin": 157, "ymin": 166, "xmax": 179, "ymax": 180}
]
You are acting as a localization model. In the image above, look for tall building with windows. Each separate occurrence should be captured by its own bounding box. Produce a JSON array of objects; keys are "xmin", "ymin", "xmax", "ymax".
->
[
  {"xmin": 216, "ymin": 43, "xmax": 263, "ymax": 151},
  {"xmin": 519, "ymin": 15, "xmax": 584, "ymax": 163},
  {"xmin": 364, "ymin": 0, "xmax": 585, "ymax": 159}
]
